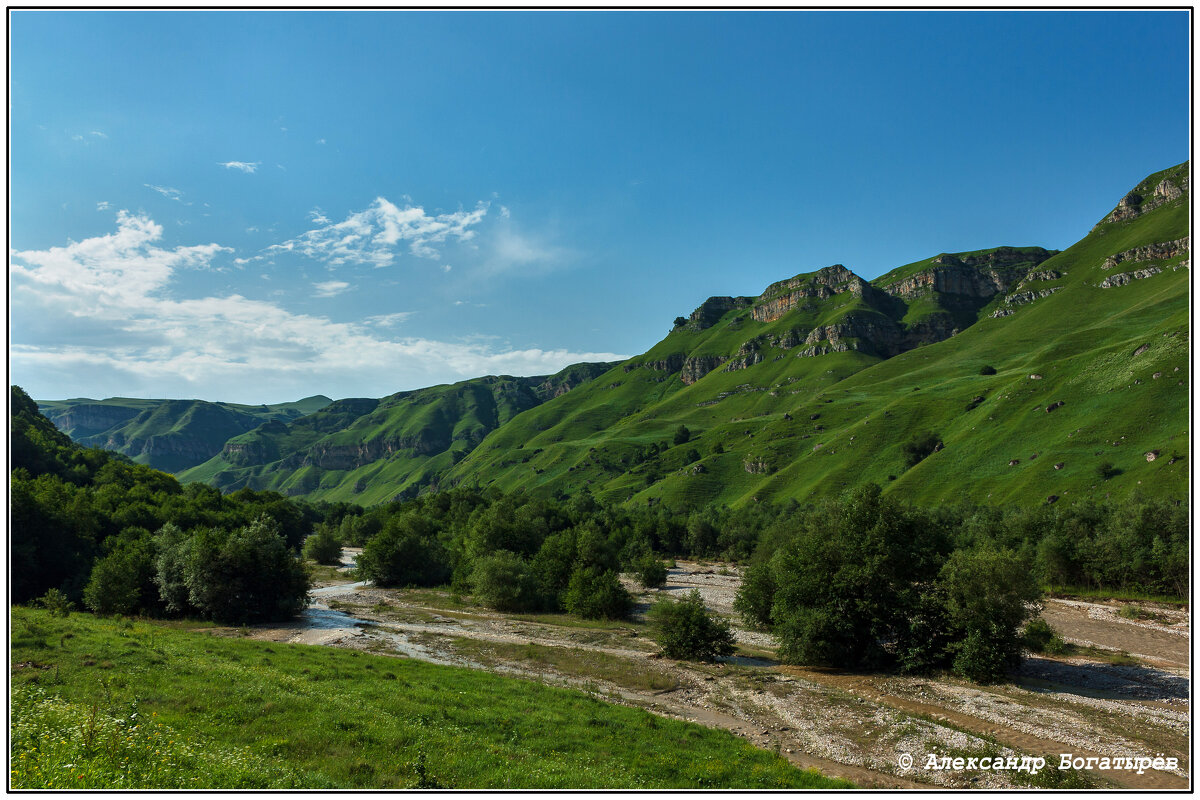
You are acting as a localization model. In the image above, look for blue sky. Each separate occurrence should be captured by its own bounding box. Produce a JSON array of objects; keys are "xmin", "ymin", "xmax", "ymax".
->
[{"xmin": 9, "ymin": 9, "xmax": 1190, "ymax": 404}]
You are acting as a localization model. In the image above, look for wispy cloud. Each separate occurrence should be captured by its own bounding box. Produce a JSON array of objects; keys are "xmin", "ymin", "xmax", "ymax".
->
[
  {"xmin": 96, "ymin": 201, "xmax": 111, "ymax": 211},
  {"xmin": 145, "ymin": 184, "xmax": 185, "ymax": 202},
  {"xmin": 10, "ymin": 212, "xmax": 625, "ymax": 403},
  {"xmin": 364, "ymin": 311, "xmax": 415, "ymax": 327},
  {"xmin": 480, "ymin": 224, "xmax": 573, "ymax": 277},
  {"xmin": 90, "ymin": 130, "xmax": 108, "ymax": 139},
  {"xmin": 312, "ymin": 280, "xmax": 350, "ymax": 297},
  {"xmin": 219, "ymin": 161, "xmax": 261, "ymax": 174},
  {"xmin": 269, "ymin": 197, "xmax": 489, "ymax": 267}
]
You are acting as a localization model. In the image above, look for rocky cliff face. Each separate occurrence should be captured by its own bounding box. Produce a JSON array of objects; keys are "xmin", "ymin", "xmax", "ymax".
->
[
  {"xmin": 44, "ymin": 404, "xmax": 140, "ymax": 438},
  {"xmin": 882, "ymin": 248, "xmax": 1054, "ymax": 300},
  {"xmin": 752, "ymin": 265, "xmax": 869, "ymax": 323},
  {"xmin": 1099, "ymin": 177, "xmax": 1188, "ymax": 227},
  {"xmin": 1101, "ymin": 237, "xmax": 1189, "ymax": 270},
  {"xmin": 687, "ymin": 296, "xmax": 753, "ymax": 329},
  {"xmin": 681, "ymin": 355, "xmax": 729, "ymax": 385}
]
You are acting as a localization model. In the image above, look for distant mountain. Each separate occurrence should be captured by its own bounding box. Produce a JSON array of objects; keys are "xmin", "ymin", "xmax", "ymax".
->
[
  {"xmin": 176, "ymin": 362, "xmax": 616, "ymax": 503},
  {"xmin": 39, "ymin": 163, "xmax": 1190, "ymax": 510},
  {"xmin": 444, "ymin": 163, "xmax": 1189, "ymax": 508},
  {"xmin": 37, "ymin": 395, "xmax": 333, "ymax": 473}
]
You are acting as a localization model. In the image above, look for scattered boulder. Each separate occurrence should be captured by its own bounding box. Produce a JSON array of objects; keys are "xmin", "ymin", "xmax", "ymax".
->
[
  {"xmin": 809, "ymin": 413, "xmax": 821, "ymax": 420},
  {"xmin": 1008, "ymin": 459, "xmax": 1020, "ymax": 466},
  {"xmin": 1145, "ymin": 450, "xmax": 1160, "ymax": 462},
  {"xmin": 1045, "ymin": 400, "xmax": 1065, "ymax": 412},
  {"xmin": 1054, "ymin": 462, "xmax": 1065, "ymax": 470},
  {"xmin": 1153, "ymin": 372, "xmax": 1162, "ymax": 379},
  {"xmin": 1029, "ymin": 373, "xmax": 1043, "ymax": 380},
  {"xmin": 1132, "ymin": 343, "xmax": 1151, "ymax": 357},
  {"xmin": 1046, "ymin": 495, "xmax": 1059, "ymax": 504}
]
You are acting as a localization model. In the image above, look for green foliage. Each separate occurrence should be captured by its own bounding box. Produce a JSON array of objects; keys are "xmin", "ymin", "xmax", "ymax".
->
[
  {"xmin": 901, "ymin": 431, "xmax": 942, "ymax": 469},
  {"xmin": 1022, "ymin": 618, "xmax": 1067, "ymax": 655},
  {"xmin": 939, "ymin": 548, "xmax": 1042, "ymax": 682},
  {"xmin": 648, "ymin": 589, "xmax": 735, "ymax": 661},
  {"xmin": 154, "ymin": 516, "xmax": 310, "ymax": 624},
  {"xmin": 563, "ymin": 567, "xmax": 632, "ymax": 620},
  {"xmin": 978, "ymin": 365, "xmax": 997, "ymax": 375},
  {"xmin": 732, "ymin": 561, "xmax": 775, "ymax": 630},
  {"xmin": 471, "ymin": 551, "xmax": 537, "ymax": 612},
  {"xmin": 37, "ymin": 588, "xmax": 75, "ymax": 618},
  {"xmin": 83, "ymin": 535, "xmax": 156, "ymax": 616},
  {"xmin": 673, "ymin": 425, "xmax": 691, "ymax": 446},
  {"xmin": 634, "ymin": 554, "xmax": 668, "ymax": 588},
  {"xmin": 302, "ymin": 523, "xmax": 343, "ymax": 565},
  {"xmin": 769, "ymin": 485, "xmax": 947, "ymax": 669}
]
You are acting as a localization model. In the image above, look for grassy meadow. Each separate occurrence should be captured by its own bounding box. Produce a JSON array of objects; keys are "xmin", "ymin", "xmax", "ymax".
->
[{"xmin": 9, "ymin": 607, "xmax": 853, "ymax": 790}]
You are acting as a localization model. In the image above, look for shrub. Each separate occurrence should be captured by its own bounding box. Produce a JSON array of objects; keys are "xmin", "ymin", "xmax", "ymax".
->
[
  {"xmin": 471, "ymin": 551, "xmax": 536, "ymax": 612},
  {"xmin": 563, "ymin": 567, "xmax": 632, "ymax": 620},
  {"xmin": 37, "ymin": 588, "xmax": 74, "ymax": 618},
  {"xmin": 302, "ymin": 523, "xmax": 343, "ymax": 566},
  {"xmin": 1022, "ymin": 618, "xmax": 1067, "ymax": 655},
  {"xmin": 635, "ymin": 554, "xmax": 668, "ymax": 588},
  {"xmin": 979, "ymin": 365, "xmax": 997, "ymax": 375},
  {"xmin": 83, "ymin": 541, "xmax": 154, "ymax": 616},
  {"xmin": 154, "ymin": 516, "xmax": 310, "ymax": 624},
  {"xmin": 1096, "ymin": 461, "xmax": 1119, "ymax": 480},
  {"xmin": 649, "ymin": 589, "xmax": 735, "ymax": 661}
]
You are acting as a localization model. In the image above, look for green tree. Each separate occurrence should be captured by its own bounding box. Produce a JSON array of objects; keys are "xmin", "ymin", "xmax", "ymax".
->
[
  {"xmin": 649, "ymin": 589, "xmax": 735, "ymax": 661},
  {"xmin": 356, "ymin": 514, "xmax": 450, "ymax": 588},
  {"xmin": 303, "ymin": 522, "xmax": 344, "ymax": 565},
  {"xmin": 673, "ymin": 425, "xmax": 691, "ymax": 446},
  {"xmin": 471, "ymin": 551, "xmax": 536, "ymax": 612},
  {"xmin": 635, "ymin": 553, "xmax": 668, "ymax": 588},
  {"xmin": 939, "ymin": 547, "xmax": 1042, "ymax": 682},
  {"xmin": 173, "ymin": 516, "xmax": 310, "ymax": 624},
  {"xmin": 563, "ymin": 566, "xmax": 632, "ymax": 620}
]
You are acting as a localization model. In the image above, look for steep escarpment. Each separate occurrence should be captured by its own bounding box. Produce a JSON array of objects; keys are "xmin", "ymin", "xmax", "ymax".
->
[{"xmin": 449, "ymin": 162, "xmax": 1188, "ymax": 510}]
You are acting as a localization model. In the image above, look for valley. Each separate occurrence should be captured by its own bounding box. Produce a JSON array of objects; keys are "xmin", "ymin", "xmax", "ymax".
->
[{"xmin": 246, "ymin": 552, "xmax": 1190, "ymax": 790}]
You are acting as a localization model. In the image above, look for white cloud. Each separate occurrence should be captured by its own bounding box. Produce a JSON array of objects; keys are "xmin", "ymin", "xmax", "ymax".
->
[
  {"xmin": 145, "ymin": 184, "xmax": 185, "ymax": 202},
  {"xmin": 219, "ymin": 161, "xmax": 261, "ymax": 173},
  {"xmin": 10, "ymin": 212, "xmax": 625, "ymax": 403},
  {"xmin": 312, "ymin": 280, "xmax": 350, "ymax": 297},
  {"xmin": 316, "ymin": 138, "xmax": 326, "ymax": 145},
  {"xmin": 96, "ymin": 201, "xmax": 111, "ymax": 211},
  {"xmin": 270, "ymin": 197, "xmax": 489, "ymax": 267},
  {"xmin": 90, "ymin": 130, "xmax": 108, "ymax": 139},
  {"xmin": 442, "ymin": 264, "xmax": 453, "ymax": 273},
  {"xmin": 364, "ymin": 311, "xmax": 415, "ymax": 327}
]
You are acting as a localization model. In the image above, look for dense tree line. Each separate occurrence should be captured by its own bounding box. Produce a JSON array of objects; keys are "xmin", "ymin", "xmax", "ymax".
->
[{"xmin": 11, "ymin": 387, "xmax": 311, "ymax": 622}]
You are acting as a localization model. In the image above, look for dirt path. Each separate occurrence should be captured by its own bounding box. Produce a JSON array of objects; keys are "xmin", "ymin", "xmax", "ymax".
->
[{"xmin": 242, "ymin": 557, "xmax": 1190, "ymax": 790}]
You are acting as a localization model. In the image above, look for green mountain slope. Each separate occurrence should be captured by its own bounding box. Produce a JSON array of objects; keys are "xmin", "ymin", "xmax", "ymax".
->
[
  {"xmin": 178, "ymin": 363, "xmax": 616, "ymax": 504},
  {"xmin": 446, "ymin": 163, "xmax": 1189, "ymax": 508},
  {"xmin": 36, "ymin": 395, "xmax": 332, "ymax": 473}
]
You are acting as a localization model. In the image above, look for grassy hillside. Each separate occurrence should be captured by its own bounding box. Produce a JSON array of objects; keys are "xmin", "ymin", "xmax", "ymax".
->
[
  {"xmin": 37, "ymin": 395, "xmax": 332, "ymax": 473},
  {"xmin": 178, "ymin": 362, "xmax": 615, "ymax": 504},
  {"xmin": 446, "ymin": 163, "xmax": 1188, "ymax": 508},
  {"xmin": 10, "ymin": 608, "xmax": 849, "ymax": 789}
]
